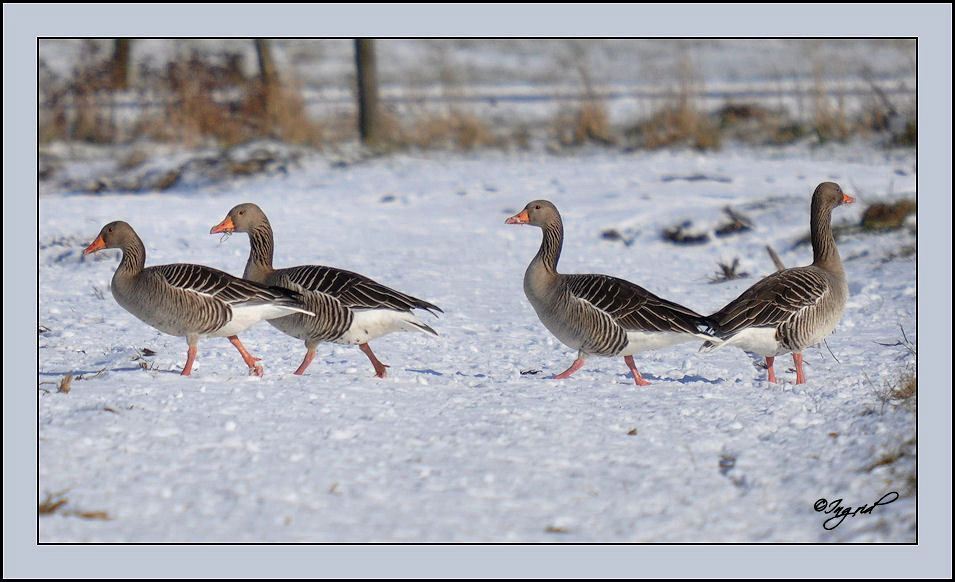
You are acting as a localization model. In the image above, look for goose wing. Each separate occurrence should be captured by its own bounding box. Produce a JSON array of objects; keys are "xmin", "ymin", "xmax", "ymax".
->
[
  {"xmin": 564, "ymin": 274, "xmax": 710, "ymax": 335},
  {"xmin": 151, "ymin": 263, "xmax": 307, "ymax": 309},
  {"xmin": 275, "ymin": 265, "xmax": 441, "ymax": 314},
  {"xmin": 710, "ymin": 266, "xmax": 831, "ymax": 338}
]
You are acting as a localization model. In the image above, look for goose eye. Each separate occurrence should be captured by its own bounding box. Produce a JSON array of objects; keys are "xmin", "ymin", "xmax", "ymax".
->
[{"xmin": 534, "ymin": 205, "xmax": 541, "ymax": 210}]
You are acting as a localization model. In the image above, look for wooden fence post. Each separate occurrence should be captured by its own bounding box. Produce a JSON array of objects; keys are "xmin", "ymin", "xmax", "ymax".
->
[{"xmin": 355, "ymin": 38, "xmax": 382, "ymax": 144}]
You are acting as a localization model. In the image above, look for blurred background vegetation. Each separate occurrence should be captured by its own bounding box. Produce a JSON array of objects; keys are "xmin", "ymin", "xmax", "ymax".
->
[{"xmin": 39, "ymin": 38, "xmax": 916, "ymax": 152}]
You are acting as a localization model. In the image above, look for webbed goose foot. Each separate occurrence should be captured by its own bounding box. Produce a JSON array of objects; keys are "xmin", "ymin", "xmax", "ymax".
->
[
  {"xmin": 623, "ymin": 355, "xmax": 651, "ymax": 386},
  {"xmin": 359, "ymin": 343, "xmax": 390, "ymax": 378},
  {"xmin": 228, "ymin": 336, "xmax": 264, "ymax": 376}
]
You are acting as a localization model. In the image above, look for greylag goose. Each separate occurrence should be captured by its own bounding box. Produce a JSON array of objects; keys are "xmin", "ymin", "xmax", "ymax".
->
[
  {"xmin": 210, "ymin": 203, "xmax": 442, "ymax": 378},
  {"xmin": 700, "ymin": 182, "xmax": 855, "ymax": 384},
  {"xmin": 505, "ymin": 200, "xmax": 716, "ymax": 386},
  {"xmin": 83, "ymin": 221, "xmax": 313, "ymax": 376}
]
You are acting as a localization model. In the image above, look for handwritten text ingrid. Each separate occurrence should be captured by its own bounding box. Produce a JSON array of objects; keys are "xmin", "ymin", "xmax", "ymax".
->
[{"xmin": 814, "ymin": 492, "xmax": 899, "ymax": 530}]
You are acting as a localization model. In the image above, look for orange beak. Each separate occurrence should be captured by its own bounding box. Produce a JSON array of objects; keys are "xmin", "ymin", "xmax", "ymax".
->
[
  {"xmin": 842, "ymin": 193, "xmax": 856, "ymax": 205},
  {"xmin": 505, "ymin": 210, "xmax": 530, "ymax": 225},
  {"xmin": 210, "ymin": 216, "xmax": 235, "ymax": 234},
  {"xmin": 83, "ymin": 234, "xmax": 106, "ymax": 255}
]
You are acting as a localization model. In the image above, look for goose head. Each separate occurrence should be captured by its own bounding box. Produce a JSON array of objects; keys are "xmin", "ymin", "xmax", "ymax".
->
[
  {"xmin": 813, "ymin": 182, "xmax": 855, "ymax": 210},
  {"xmin": 505, "ymin": 200, "xmax": 561, "ymax": 228},
  {"xmin": 83, "ymin": 221, "xmax": 137, "ymax": 254},
  {"xmin": 210, "ymin": 202, "xmax": 269, "ymax": 235}
]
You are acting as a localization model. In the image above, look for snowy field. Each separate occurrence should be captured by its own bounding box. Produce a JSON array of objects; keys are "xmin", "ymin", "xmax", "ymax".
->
[{"xmin": 38, "ymin": 144, "xmax": 916, "ymax": 542}]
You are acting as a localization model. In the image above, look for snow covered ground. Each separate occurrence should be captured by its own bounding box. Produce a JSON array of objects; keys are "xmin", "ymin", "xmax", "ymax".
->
[{"xmin": 38, "ymin": 143, "xmax": 916, "ymax": 542}]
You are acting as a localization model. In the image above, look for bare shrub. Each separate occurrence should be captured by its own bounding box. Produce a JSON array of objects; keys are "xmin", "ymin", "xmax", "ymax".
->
[
  {"xmin": 39, "ymin": 41, "xmax": 118, "ymax": 144},
  {"xmin": 716, "ymin": 102, "xmax": 809, "ymax": 145},
  {"xmin": 810, "ymin": 61, "xmax": 850, "ymax": 143},
  {"xmin": 555, "ymin": 101, "xmax": 614, "ymax": 147},
  {"xmin": 393, "ymin": 109, "xmax": 497, "ymax": 151},
  {"xmin": 626, "ymin": 57, "xmax": 720, "ymax": 150},
  {"xmin": 890, "ymin": 117, "xmax": 916, "ymax": 147},
  {"xmin": 43, "ymin": 47, "xmax": 322, "ymax": 147},
  {"xmin": 553, "ymin": 42, "xmax": 615, "ymax": 147},
  {"xmin": 246, "ymin": 78, "xmax": 323, "ymax": 146},
  {"xmin": 708, "ymin": 258, "xmax": 750, "ymax": 284},
  {"xmin": 861, "ymin": 199, "xmax": 917, "ymax": 231}
]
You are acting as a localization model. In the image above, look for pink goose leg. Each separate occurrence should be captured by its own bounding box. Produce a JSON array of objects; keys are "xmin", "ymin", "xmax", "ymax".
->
[
  {"xmin": 793, "ymin": 352, "xmax": 806, "ymax": 384},
  {"xmin": 765, "ymin": 356, "xmax": 777, "ymax": 383},
  {"xmin": 228, "ymin": 335, "xmax": 264, "ymax": 376},
  {"xmin": 181, "ymin": 344, "xmax": 198, "ymax": 376},
  {"xmin": 624, "ymin": 355, "xmax": 652, "ymax": 386},
  {"xmin": 554, "ymin": 356, "xmax": 585, "ymax": 380},
  {"xmin": 294, "ymin": 347, "xmax": 316, "ymax": 376},
  {"xmin": 359, "ymin": 343, "xmax": 390, "ymax": 378}
]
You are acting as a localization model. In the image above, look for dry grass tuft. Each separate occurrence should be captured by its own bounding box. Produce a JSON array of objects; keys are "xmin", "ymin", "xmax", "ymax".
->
[
  {"xmin": 42, "ymin": 48, "xmax": 322, "ymax": 147},
  {"xmin": 627, "ymin": 102, "xmax": 721, "ymax": 151},
  {"xmin": 662, "ymin": 220, "xmax": 710, "ymax": 245},
  {"xmin": 39, "ymin": 41, "xmax": 119, "ymax": 144},
  {"xmin": 871, "ymin": 364, "xmax": 917, "ymax": 414},
  {"xmin": 391, "ymin": 109, "xmax": 497, "ymax": 151},
  {"xmin": 861, "ymin": 199, "xmax": 916, "ymax": 231},
  {"xmin": 552, "ymin": 42, "xmax": 615, "ymax": 148},
  {"xmin": 716, "ymin": 102, "xmax": 810, "ymax": 145},
  {"xmin": 39, "ymin": 492, "xmax": 111, "ymax": 520},
  {"xmin": 38, "ymin": 492, "xmax": 70, "ymax": 515},
  {"xmin": 555, "ymin": 101, "xmax": 615, "ymax": 147},
  {"xmin": 890, "ymin": 118, "xmax": 917, "ymax": 146},
  {"xmin": 708, "ymin": 258, "xmax": 750, "ymax": 284},
  {"xmin": 626, "ymin": 56, "xmax": 720, "ymax": 150},
  {"xmin": 138, "ymin": 64, "xmax": 321, "ymax": 147},
  {"xmin": 890, "ymin": 371, "xmax": 917, "ymax": 402},
  {"xmin": 810, "ymin": 62, "xmax": 850, "ymax": 143},
  {"xmin": 714, "ymin": 207, "xmax": 754, "ymax": 238}
]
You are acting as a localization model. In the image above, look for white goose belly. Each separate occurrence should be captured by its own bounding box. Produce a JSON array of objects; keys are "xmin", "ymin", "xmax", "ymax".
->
[
  {"xmin": 729, "ymin": 296, "xmax": 846, "ymax": 357},
  {"xmin": 725, "ymin": 317, "xmax": 841, "ymax": 357},
  {"xmin": 721, "ymin": 327, "xmax": 783, "ymax": 357},
  {"xmin": 209, "ymin": 304, "xmax": 302, "ymax": 338},
  {"xmin": 617, "ymin": 331, "xmax": 696, "ymax": 357},
  {"xmin": 334, "ymin": 309, "xmax": 423, "ymax": 345}
]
